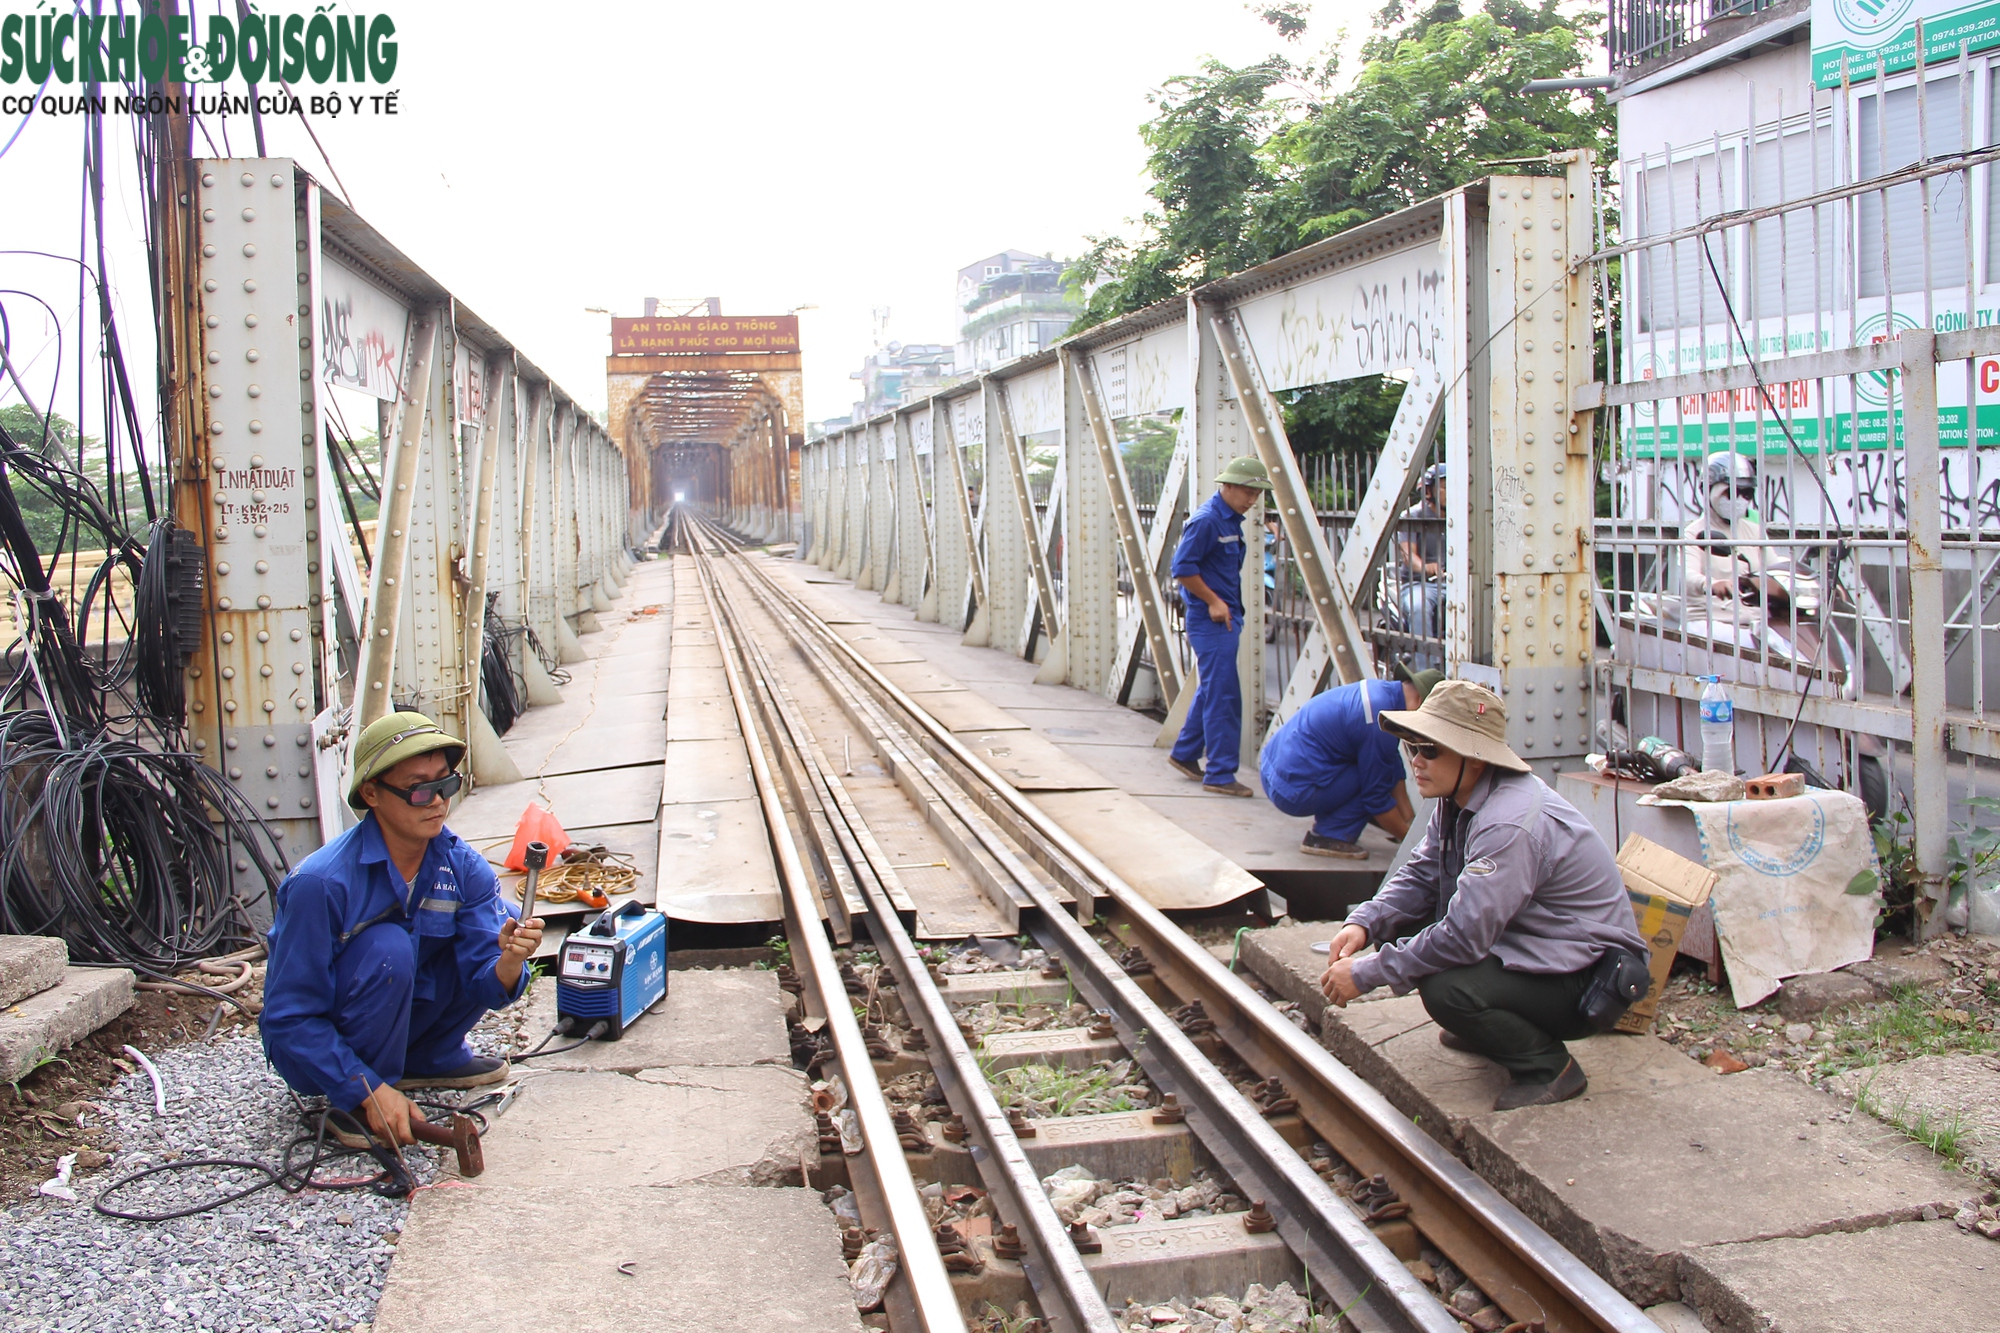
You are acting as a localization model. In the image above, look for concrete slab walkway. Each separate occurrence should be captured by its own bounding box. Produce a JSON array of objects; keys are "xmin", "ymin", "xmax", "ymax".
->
[
  {"xmin": 1237, "ymin": 922, "xmax": 1999, "ymax": 1325},
  {"xmin": 372, "ymin": 968, "xmax": 860, "ymax": 1333}
]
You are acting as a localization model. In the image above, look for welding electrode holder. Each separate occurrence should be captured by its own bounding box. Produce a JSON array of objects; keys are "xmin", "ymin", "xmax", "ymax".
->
[{"xmin": 519, "ymin": 839, "xmax": 549, "ymax": 924}]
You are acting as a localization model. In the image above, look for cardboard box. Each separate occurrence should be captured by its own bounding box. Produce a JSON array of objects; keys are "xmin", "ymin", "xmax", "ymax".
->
[{"xmin": 1614, "ymin": 834, "xmax": 1718, "ymax": 1034}]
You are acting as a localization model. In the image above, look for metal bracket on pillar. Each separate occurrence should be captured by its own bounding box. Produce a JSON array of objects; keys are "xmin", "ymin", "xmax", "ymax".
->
[{"xmin": 1210, "ymin": 309, "xmax": 1373, "ymax": 685}]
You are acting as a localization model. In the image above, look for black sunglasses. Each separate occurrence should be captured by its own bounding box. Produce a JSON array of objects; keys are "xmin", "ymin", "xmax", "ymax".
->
[
  {"xmin": 1401, "ymin": 739, "xmax": 1442, "ymax": 762},
  {"xmin": 372, "ymin": 772, "xmax": 464, "ymax": 807}
]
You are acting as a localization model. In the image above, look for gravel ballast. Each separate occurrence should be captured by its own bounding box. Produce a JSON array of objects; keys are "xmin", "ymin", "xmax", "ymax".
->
[{"xmin": 0, "ymin": 1032, "xmax": 435, "ymax": 1333}]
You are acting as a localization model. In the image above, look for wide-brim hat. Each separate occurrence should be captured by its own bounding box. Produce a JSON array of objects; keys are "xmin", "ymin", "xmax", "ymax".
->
[
  {"xmin": 347, "ymin": 711, "xmax": 466, "ymax": 809},
  {"xmin": 1214, "ymin": 455, "xmax": 1274, "ymax": 490},
  {"xmin": 1378, "ymin": 679, "xmax": 1528, "ymax": 773}
]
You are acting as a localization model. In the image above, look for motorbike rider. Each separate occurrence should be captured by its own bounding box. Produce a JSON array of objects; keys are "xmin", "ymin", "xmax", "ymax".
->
[
  {"xmin": 1395, "ymin": 464, "xmax": 1447, "ymax": 667},
  {"xmin": 1680, "ymin": 451, "xmax": 1789, "ymax": 617}
]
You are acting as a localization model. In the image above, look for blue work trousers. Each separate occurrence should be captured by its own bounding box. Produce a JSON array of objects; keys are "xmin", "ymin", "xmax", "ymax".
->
[
  {"xmin": 1171, "ymin": 613, "xmax": 1243, "ymax": 784},
  {"xmin": 265, "ymin": 922, "xmax": 487, "ymax": 1100},
  {"xmin": 1261, "ymin": 764, "xmax": 1381, "ymax": 842}
]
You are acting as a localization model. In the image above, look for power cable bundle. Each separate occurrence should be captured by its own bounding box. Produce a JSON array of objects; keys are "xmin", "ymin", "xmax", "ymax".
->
[{"xmin": 0, "ymin": 420, "xmax": 282, "ymax": 975}]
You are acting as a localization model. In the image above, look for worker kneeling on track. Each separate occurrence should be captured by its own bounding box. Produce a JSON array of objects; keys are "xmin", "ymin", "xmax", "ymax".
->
[
  {"xmin": 1259, "ymin": 662, "xmax": 1442, "ymax": 860},
  {"xmin": 1317, "ymin": 681, "xmax": 1647, "ymax": 1111},
  {"xmin": 261, "ymin": 712, "xmax": 541, "ymax": 1146}
]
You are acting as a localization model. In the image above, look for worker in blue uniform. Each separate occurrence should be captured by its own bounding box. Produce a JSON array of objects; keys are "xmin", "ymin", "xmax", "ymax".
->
[
  {"xmin": 1168, "ymin": 455, "xmax": 1273, "ymax": 797},
  {"xmin": 261, "ymin": 712, "xmax": 542, "ymax": 1146},
  {"xmin": 1260, "ymin": 664, "xmax": 1442, "ymax": 858}
]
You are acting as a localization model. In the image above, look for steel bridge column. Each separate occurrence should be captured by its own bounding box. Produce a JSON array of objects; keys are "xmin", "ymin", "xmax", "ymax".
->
[
  {"xmin": 1074, "ymin": 351, "xmax": 1179, "ymax": 704},
  {"xmin": 893, "ymin": 412, "xmax": 926, "ymax": 609},
  {"xmin": 984, "ymin": 380, "xmax": 1041, "ymax": 660},
  {"xmin": 182, "ymin": 158, "xmax": 335, "ymax": 863},
  {"xmin": 1058, "ymin": 348, "xmax": 1115, "ymax": 694},
  {"xmin": 933, "ymin": 400, "xmax": 984, "ymax": 634}
]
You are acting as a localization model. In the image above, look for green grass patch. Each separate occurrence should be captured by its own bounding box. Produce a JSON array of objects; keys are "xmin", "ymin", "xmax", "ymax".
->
[
  {"xmin": 1854, "ymin": 1074, "xmax": 1977, "ymax": 1164},
  {"xmin": 1815, "ymin": 985, "xmax": 1996, "ymax": 1078},
  {"xmin": 986, "ymin": 1059, "xmax": 1148, "ymax": 1117}
]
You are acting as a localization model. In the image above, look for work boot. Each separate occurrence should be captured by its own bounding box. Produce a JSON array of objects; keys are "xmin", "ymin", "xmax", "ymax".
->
[
  {"xmin": 1167, "ymin": 757, "xmax": 1204, "ymax": 782},
  {"xmin": 1491, "ymin": 1058, "xmax": 1587, "ymax": 1111},
  {"xmin": 1201, "ymin": 780, "xmax": 1254, "ymax": 798},
  {"xmin": 1300, "ymin": 834, "xmax": 1367, "ymax": 860},
  {"xmin": 397, "ymin": 1054, "xmax": 511, "ymax": 1091},
  {"xmin": 321, "ymin": 1107, "xmax": 376, "ymax": 1150},
  {"xmin": 1435, "ymin": 1028, "xmax": 1480, "ymax": 1054}
]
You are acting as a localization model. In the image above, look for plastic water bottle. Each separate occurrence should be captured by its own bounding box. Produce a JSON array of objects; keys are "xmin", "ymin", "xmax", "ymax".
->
[{"xmin": 1698, "ymin": 676, "xmax": 1735, "ymax": 774}]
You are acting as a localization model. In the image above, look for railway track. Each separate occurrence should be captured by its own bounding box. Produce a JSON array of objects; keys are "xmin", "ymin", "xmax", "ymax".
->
[{"xmin": 674, "ymin": 510, "xmax": 1654, "ymax": 1333}]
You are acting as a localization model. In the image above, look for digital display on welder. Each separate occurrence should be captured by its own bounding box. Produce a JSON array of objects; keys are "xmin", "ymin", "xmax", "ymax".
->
[{"xmin": 561, "ymin": 944, "xmax": 614, "ymax": 981}]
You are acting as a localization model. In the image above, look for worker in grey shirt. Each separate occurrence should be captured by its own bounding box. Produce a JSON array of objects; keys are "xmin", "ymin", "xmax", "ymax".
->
[{"xmin": 1318, "ymin": 680, "xmax": 1645, "ymax": 1110}]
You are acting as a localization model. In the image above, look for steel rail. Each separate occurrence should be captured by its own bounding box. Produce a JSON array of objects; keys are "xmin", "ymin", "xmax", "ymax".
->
[
  {"xmin": 694, "ymin": 530, "xmax": 1117, "ymax": 1333},
  {"xmin": 700, "ymin": 516, "xmax": 1656, "ymax": 1333},
  {"xmin": 692, "ymin": 516, "xmax": 1454, "ymax": 1333},
  {"xmin": 679, "ymin": 520, "xmax": 967, "ymax": 1333}
]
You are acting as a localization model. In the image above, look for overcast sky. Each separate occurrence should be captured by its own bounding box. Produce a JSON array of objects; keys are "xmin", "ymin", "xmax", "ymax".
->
[{"xmin": 2, "ymin": 0, "xmax": 1370, "ymax": 441}]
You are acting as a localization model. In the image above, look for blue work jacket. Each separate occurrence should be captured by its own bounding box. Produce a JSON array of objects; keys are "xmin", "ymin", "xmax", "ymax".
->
[
  {"xmin": 1172, "ymin": 491, "xmax": 1248, "ymax": 617},
  {"xmin": 1262, "ymin": 679, "xmax": 1407, "ymax": 798},
  {"xmin": 261, "ymin": 814, "xmax": 523, "ymax": 1108}
]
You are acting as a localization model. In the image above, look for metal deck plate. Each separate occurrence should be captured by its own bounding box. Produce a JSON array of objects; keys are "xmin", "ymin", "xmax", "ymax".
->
[
  {"xmin": 956, "ymin": 730, "xmax": 1116, "ymax": 792},
  {"xmin": 1027, "ymin": 788, "xmax": 1264, "ymax": 911},
  {"xmin": 448, "ymin": 765, "xmax": 665, "ymax": 842},
  {"xmin": 660, "ymin": 737, "xmax": 755, "ymax": 805},
  {"xmin": 655, "ymin": 798, "xmax": 782, "ymax": 923}
]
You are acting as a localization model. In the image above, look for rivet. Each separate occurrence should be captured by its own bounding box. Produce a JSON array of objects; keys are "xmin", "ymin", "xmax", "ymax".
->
[{"xmin": 241, "ymin": 208, "xmax": 257, "ymax": 222}]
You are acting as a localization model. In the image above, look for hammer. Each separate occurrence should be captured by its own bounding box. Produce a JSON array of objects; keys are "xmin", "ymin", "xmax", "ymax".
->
[
  {"xmin": 519, "ymin": 840, "xmax": 550, "ymax": 923},
  {"xmin": 408, "ymin": 1111, "xmax": 485, "ymax": 1178}
]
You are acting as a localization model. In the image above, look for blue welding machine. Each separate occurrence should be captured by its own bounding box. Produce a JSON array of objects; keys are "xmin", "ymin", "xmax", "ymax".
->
[{"xmin": 555, "ymin": 902, "xmax": 668, "ymax": 1039}]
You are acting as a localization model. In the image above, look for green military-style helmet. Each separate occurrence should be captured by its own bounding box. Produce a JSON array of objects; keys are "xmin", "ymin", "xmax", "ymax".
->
[
  {"xmin": 347, "ymin": 711, "xmax": 466, "ymax": 809},
  {"xmin": 1214, "ymin": 456, "xmax": 1274, "ymax": 490}
]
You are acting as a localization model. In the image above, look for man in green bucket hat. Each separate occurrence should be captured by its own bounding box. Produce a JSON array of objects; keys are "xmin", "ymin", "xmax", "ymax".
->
[
  {"xmin": 262, "ymin": 711, "xmax": 542, "ymax": 1147},
  {"xmin": 1167, "ymin": 455, "xmax": 1273, "ymax": 797}
]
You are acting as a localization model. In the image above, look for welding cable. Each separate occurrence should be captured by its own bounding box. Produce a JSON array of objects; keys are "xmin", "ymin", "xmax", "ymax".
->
[
  {"xmin": 512, "ymin": 1019, "xmax": 610, "ymax": 1062},
  {"xmin": 92, "ymin": 1093, "xmax": 491, "ymax": 1223}
]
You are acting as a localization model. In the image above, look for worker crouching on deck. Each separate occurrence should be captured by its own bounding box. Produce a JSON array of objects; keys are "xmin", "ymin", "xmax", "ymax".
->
[
  {"xmin": 1317, "ymin": 682, "xmax": 1646, "ymax": 1111},
  {"xmin": 1259, "ymin": 663, "xmax": 1442, "ymax": 860},
  {"xmin": 262, "ymin": 712, "xmax": 542, "ymax": 1145}
]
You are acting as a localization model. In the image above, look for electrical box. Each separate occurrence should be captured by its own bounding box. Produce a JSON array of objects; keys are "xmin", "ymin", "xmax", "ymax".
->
[{"xmin": 555, "ymin": 903, "xmax": 668, "ymax": 1040}]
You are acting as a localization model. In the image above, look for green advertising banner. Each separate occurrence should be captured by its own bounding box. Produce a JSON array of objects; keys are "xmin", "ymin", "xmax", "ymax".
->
[
  {"xmin": 1812, "ymin": 0, "xmax": 2000, "ymax": 87},
  {"xmin": 1626, "ymin": 403, "xmax": 2000, "ymax": 456}
]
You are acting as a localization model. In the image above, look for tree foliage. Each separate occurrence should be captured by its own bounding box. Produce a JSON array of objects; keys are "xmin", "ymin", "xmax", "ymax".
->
[{"xmin": 1067, "ymin": 0, "xmax": 1612, "ymax": 459}]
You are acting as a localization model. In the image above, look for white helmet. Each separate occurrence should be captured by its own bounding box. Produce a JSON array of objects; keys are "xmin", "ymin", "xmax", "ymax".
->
[{"xmin": 1702, "ymin": 451, "xmax": 1756, "ymax": 521}]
